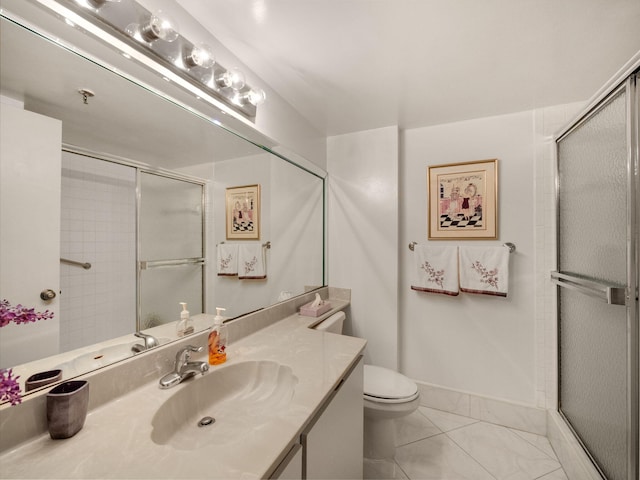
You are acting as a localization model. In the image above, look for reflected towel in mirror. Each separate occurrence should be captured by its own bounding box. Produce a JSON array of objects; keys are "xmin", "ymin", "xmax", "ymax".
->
[
  {"xmin": 217, "ymin": 243, "xmax": 238, "ymax": 276},
  {"xmin": 238, "ymin": 243, "xmax": 267, "ymax": 279},
  {"xmin": 411, "ymin": 245, "xmax": 459, "ymax": 296}
]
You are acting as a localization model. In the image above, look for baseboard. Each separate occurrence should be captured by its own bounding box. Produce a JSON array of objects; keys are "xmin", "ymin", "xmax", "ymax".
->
[{"xmin": 415, "ymin": 380, "xmax": 547, "ymax": 435}]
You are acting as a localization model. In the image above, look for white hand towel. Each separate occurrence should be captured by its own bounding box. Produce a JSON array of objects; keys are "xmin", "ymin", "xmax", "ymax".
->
[
  {"xmin": 459, "ymin": 246, "xmax": 510, "ymax": 297},
  {"xmin": 411, "ymin": 245, "xmax": 459, "ymax": 296},
  {"xmin": 238, "ymin": 243, "xmax": 267, "ymax": 279},
  {"xmin": 217, "ymin": 243, "xmax": 238, "ymax": 276}
]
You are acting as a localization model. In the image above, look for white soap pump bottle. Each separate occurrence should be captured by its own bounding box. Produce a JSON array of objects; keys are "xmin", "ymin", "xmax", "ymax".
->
[
  {"xmin": 176, "ymin": 302, "xmax": 194, "ymax": 337},
  {"xmin": 208, "ymin": 307, "xmax": 227, "ymax": 365}
]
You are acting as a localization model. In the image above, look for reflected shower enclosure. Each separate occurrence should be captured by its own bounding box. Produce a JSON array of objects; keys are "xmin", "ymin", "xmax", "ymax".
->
[{"xmin": 60, "ymin": 152, "xmax": 206, "ymax": 352}]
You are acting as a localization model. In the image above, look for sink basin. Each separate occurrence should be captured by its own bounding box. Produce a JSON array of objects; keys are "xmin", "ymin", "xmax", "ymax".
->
[
  {"xmin": 151, "ymin": 360, "xmax": 298, "ymax": 450},
  {"xmin": 56, "ymin": 338, "xmax": 170, "ymax": 377},
  {"xmin": 55, "ymin": 342, "xmax": 139, "ymax": 377}
]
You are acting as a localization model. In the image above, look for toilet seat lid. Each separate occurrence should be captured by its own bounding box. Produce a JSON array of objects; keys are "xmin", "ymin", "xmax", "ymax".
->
[{"xmin": 363, "ymin": 365, "xmax": 418, "ymax": 400}]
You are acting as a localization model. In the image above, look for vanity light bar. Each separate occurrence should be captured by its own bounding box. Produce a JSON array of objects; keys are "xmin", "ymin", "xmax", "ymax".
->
[{"xmin": 57, "ymin": 0, "xmax": 263, "ymax": 120}]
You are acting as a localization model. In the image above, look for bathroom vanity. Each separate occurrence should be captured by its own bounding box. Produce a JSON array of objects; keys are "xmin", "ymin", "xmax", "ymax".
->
[{"xmin": 0, "ymin": 288, "xmax": 366, "ymax": 479}]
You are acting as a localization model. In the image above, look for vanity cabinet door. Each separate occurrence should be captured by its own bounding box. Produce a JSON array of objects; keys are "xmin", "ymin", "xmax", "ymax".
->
[
  {"xmin": 303, "ymin": 356, "xmax": 364, "ymax": 479},
  {"xmin": 270, "ymin": 443, "xmax": 303, "ymax": 479}
]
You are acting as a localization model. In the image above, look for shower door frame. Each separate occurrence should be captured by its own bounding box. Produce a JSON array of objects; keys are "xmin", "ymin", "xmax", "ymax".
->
[
  {"xmin": 553, "ymin": 69, "xmax": 639, "ymax": 480},
  {"xmin": 135, "ymin": 168, "xmax": 207, "ymax": 331},
  {"xmin": 60, "ymin": 145, "xmax": 207, "ymax": 333}
]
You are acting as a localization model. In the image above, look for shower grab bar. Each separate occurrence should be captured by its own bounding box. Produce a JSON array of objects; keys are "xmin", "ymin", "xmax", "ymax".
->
[
  {"xmin": 60, "ymin": 257, "xmax": 91, "ymax": 270},
  {"xmin": 550, "ymin": 271, "xmax": 627, "ymax": 306},
  {"xmin": 139, "ymin": 258, "xmax": 206, "ymax": 270}
]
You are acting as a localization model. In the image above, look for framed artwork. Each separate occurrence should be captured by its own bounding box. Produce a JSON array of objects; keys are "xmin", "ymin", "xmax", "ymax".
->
[
  {"xmin": 226, "ymin": 184, "xmax": 260, "ymax": 240},
  {"xmin": 428, "ymin": 159, "xmax": 498, "ymax": 240}
]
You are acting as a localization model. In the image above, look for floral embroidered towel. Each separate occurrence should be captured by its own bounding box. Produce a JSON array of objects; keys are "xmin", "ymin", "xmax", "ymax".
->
[
  {"xmin": 411, "ymin": 245, "xmax": 459, "ymax": 296},
  {"xmin": 217, "ymin": 243, "xmax": 238, "ymax": 276},
  {"xmin": 459, "ymin": 246, "xmax": 509, "ymax": 297},
  {"xmin": 238, "ymin": 243, "xmax": 267, "ymax": 279}
]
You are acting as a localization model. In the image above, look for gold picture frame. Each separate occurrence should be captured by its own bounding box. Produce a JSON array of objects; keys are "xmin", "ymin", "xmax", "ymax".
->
[
  {"xmin": 226, "ymin": 184, "xmax": 260, "ymax": 240},
  {"xmin": 428, "ymin": 159, "xmax": 498, "ymax": 240}
]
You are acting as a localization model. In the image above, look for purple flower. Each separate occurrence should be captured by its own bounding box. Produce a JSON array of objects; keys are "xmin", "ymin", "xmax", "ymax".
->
[
  {"xmin": 0, "ymin": 368, "xmax": 21, "ymax": 406},
  {"xmin": 0, "ymin": 300, "xmax": 54, "ymax": 327}
]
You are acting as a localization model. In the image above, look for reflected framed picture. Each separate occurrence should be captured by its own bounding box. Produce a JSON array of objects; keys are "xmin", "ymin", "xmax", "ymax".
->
[
  {"xmin": 428, "ymin": 159, "xmax": 498, "ymax": 240},
  {"xmin": 226, "ymin": 184, "xmax": 260, "ymax": 240}
]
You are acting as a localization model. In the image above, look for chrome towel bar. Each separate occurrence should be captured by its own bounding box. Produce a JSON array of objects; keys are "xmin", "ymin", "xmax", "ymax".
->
[
  {"xmin": 217, "ymin": 241, "xmax": 271, "ymax": 249},
  {"xmin": 550, "ymin": 271, "xmax": 627, "ymax": 306},
  {"xmin": 408, "ymin": 242, "xmax": 516, "ymax": 253}
]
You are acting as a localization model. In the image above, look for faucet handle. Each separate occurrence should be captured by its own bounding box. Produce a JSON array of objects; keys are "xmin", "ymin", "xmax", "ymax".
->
[
  {"xmin": 176, "ymin": 345, "xmax": 203, "ymax": 365},
  {"xmin": 134, "ymin": 331, "xmax": 159, "ymax": 349}
]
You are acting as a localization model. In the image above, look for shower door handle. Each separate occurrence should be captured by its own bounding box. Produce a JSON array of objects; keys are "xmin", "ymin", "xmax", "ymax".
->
[
  {"xmin": 550, "ymin": 271, "xmax": 627, "ymax": 306},
  {"xmin": 139, "ymin": 258, "xmax": 206, "ymax": 270}
]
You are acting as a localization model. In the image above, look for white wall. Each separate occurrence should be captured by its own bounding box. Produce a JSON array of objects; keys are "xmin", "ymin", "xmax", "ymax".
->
[
  {"xmin": 400, "ymin": 111, "xmax": 538, "ymax": 405},
  {"xmin": 327, "ymin": 126, "xmax": 399, "ymax": 370},
  {"xmin": 323, "ymin": 103, "xmax": 592, "ymax": 409},
  {"xmin": 210, "ymin": 154, "xmax": 273, "ymax": 318},
  {"xmin": 181, "ymin": 154, "xmax": 324, "ymax": 319},
  {"xmin": 325, "ymin": 106, "xmax": 582, "ymax": 406},
  {"xmin": 270, "ymin": 156, "xmax": 324, "ymax": 296}
]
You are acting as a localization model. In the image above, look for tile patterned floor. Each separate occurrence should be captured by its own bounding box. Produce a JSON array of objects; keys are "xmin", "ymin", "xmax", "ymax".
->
[{"xmin": 364, "ymin": 406, "xmax": 569, "ymax": 480}]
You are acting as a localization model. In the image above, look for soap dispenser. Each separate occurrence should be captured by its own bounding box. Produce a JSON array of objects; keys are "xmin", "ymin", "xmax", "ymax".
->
[
  {"xmin": 208, "ymin": 307, "xmax": 227, "ymax": 365},
  {"xmin": 176, "ymin": 302, "xmax": 194, "ymax": 337}
]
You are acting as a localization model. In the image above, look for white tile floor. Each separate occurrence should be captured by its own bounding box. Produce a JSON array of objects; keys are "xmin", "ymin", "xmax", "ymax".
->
[{"xmin": 364, "ymin": 406, "xmax": 569, "ymax": 480}]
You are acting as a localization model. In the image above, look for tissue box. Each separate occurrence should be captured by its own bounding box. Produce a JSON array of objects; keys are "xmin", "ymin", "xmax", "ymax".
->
[{"xmin": 299, "ymin": 300, "xmax": 332, "ymax": 317}]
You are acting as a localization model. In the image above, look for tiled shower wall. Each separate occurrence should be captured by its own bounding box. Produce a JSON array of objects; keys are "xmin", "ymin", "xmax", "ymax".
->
[
  {"xmin": 59, "ymin": 152, "xmax": 136, "ymax": 352},
  {"xmin": 533, "ymin": 102, "xmax": 584, "ymax": 410}
]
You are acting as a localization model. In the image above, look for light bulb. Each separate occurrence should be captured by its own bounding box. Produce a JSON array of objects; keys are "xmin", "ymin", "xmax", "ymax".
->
[
  {"xmin": 79, "ymin": 0, "xmax": 121, "ymax": 9},
  {"xmin": 124, "ymin": 22, "xmax": 143, "ymax": 42},
  {"xmin": 140, "ymin": 9, "xmax": 179, "ymax": 43},
  {"xmin": 215, "ymin": 68, "xmax": 246, "ymax": 91},
  {"xmin": 241, "ymin": 88, "xmax": 266, "ymax": 107},
  {"xmin": 184, "ymin": 43, "xmax": 215, "ymax": 69}
]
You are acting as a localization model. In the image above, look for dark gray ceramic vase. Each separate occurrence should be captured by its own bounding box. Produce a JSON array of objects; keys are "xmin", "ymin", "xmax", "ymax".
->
[{"xmin": 46, "ymin": 380, "xmax": 89, "ymax": 439}]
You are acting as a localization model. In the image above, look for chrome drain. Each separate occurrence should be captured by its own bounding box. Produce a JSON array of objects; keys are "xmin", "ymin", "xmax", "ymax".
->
[{"xmin": 197, "ymin": 416, "xmax": 215, "ymax": 428}]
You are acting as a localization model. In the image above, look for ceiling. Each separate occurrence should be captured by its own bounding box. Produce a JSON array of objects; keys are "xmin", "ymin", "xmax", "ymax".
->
[{"xmin": 177, "ymin": 0, "xmax": 640, "ymax": 136}]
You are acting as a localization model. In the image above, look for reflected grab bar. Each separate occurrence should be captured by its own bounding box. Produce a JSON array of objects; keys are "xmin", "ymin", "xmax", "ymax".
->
[
  {"xmin": 139, "ymin": 258, "xmax": 206, "ymax": 270},
  {"xmin": 60, "ymin": 258, "xmax": 91, "ymax": 270},
  {"xmin": 550, "ymin": 271, "xmax": 627, "ymax": 306}
]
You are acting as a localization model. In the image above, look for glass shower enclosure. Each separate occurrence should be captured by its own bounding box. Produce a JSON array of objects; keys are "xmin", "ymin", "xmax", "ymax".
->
[
  {"xmin": 138, "ymin": 171, "xmax": 205, "ymax": 330},
  {"xmin": 552, "ymin": 70, "xmax": 638, "ymax": 479}
]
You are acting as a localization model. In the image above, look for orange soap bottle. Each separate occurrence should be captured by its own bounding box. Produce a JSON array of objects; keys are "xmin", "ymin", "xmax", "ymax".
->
[{"xmin": 208, "ymin": 307, "xmax": 227, "ymax": 365}]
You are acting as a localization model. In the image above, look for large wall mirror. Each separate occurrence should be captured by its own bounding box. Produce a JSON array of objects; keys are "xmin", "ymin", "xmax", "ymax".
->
[{"xmin": 0, "ymin": 8, "xmax": 325, "ymax": 401}]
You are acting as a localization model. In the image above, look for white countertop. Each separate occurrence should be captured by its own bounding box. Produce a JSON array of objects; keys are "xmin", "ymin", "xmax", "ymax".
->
[{"xmin": 0, "ymin": 307, "xmax": 366, "ymax": 479}]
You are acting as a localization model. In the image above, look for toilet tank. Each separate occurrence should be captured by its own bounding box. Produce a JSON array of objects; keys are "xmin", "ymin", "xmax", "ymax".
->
[{"xmin": 313, "ymin": 312, "xmax": 345, "ymax": 334}]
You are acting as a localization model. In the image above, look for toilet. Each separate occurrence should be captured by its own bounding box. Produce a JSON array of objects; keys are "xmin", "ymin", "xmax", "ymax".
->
[{"xmin": 314, "ymin": 312, "xmax": 420, "ymax": 459}]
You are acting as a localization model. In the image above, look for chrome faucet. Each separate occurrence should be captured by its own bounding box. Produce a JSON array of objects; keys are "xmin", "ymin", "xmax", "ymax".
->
[
  {"xmin": 159, "ymin": 345, "xmax": 209, "ymax": 389},
  {"xmin": 132, "ymin": 331, "xmax": 160, "ymax": 353}
]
